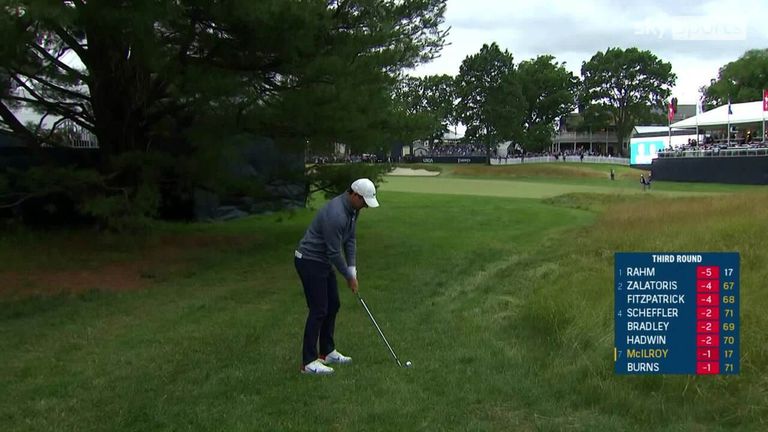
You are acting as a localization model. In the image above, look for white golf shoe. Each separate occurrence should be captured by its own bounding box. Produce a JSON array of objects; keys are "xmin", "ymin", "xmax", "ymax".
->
[
  {"xmin": 320, "ymin": 350, "xmax": 352, "ymax": 365},
  {"xmin": 301, "ymin": 359, "xmax": 334, "ymax": 375}
]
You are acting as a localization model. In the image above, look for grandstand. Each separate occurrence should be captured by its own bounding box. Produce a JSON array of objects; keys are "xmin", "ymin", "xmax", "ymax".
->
[{"xmin": 651, "ymin": 100, "xmax": 768, "ymax": 184}]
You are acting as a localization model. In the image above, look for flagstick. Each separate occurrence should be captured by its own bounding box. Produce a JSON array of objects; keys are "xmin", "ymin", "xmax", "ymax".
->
[
  {"xmin": 696, "ymin": 116, "xmax": 699, "ymax": 146},
  {"xmin": 696, "ymin": 94, "xmax": 702, "ymax": 145},
  {"xmin": 726, "ymin": 97, "xmax": 733, "ymax": 146},
  {"xmin": 668, "ymin": 103, "xmax": 672, "ymax": 148},
  {"xmin": 668, "ymin": 116, "xmax": 671, "ymax": 148}
]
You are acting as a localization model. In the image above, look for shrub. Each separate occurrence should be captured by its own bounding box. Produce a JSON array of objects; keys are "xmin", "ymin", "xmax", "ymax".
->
[{"xmin": 308, "ymin": 163, "xmax": 391, "ymax": 201}]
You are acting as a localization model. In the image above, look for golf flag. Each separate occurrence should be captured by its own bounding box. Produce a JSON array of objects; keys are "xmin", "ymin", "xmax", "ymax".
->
[
  {"xmin": 667, "ymin": 97, "xmax": 678, "ymax": 122},
  {"xmin": 763, "ymin": 89, "xmax": 768, "ymax": 111},
  {"xmin": 763, "ymin": 89, "xmax": 767, "ymax": 143}
]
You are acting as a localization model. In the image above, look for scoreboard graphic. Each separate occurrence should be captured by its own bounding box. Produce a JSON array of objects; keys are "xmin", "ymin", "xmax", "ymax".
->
[{"xmin": 614, "ymin": 253, "xmax": 740, "ymax": 375}]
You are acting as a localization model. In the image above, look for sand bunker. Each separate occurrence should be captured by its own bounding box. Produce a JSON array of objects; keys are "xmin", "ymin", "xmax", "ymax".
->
[{"xmin": 387, "ymin": 167, "xmax": 441, "ymax": 176}]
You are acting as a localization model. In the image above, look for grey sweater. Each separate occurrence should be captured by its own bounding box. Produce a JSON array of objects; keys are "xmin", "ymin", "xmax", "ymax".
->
[{"xmin": 296, "ymin": 193, "xmax": 357, "ymax": 279}]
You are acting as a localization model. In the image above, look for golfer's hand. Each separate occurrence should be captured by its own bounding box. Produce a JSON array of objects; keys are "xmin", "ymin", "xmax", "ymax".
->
[{"xmin": 347, "ymin": 277, "xmax": 359, "ymax": 294}]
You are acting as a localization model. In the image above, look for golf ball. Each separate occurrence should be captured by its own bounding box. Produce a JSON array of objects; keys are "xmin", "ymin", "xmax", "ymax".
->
[{"xmin": 405, "ymin": 360, "xmax": 412, "ymax": 368}]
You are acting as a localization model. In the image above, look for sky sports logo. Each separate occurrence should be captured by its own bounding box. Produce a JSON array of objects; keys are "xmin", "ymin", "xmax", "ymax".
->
[{"xmin": 634, "ymin": 16, "xmax": 747, "ymax": 41}]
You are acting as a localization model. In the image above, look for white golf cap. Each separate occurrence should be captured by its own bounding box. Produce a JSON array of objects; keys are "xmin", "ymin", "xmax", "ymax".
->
[{"xmin": 351, "ymin": 178, "xmax": 380, "ymax": 208}]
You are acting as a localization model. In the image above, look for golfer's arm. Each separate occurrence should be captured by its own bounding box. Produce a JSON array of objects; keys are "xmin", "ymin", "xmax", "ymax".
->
[
  {"xmin": 322, "ymin": 218, "xmax": 353, "ymax": 279},
  {"xmin": 344, "ymin": 224, "xmax": 356, "ymax": 267}
]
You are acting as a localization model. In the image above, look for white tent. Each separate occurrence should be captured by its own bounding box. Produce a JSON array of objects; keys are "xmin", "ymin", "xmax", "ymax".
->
[
  {"xmin": 671, "ymin": 101, "xmax": 767, "ymax": 128},
  {"xmin": 442, "ymin": 131, "xmax": 463, "ymax": 141}
]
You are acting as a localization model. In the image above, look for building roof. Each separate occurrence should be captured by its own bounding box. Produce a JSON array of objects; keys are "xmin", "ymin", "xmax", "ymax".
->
[{"xmin": 671, "ymin": 100, "xmax": 766, "ymax": 128}]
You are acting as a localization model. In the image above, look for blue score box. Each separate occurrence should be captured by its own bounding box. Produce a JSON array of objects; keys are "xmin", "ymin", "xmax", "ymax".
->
[{"xmin": 615, "ymin": 253, "xmax": 740, "ymax": 375}]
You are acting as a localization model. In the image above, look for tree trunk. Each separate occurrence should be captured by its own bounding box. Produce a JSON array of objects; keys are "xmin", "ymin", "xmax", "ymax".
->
[{"xmin": 83, "ymin": 9, "xmax": 154, "ymax": 168}]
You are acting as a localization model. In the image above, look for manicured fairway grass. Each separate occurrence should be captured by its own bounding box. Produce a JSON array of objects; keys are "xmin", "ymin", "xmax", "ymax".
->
[
  {"xmin": 1, "ymin": 177, "xmax": 767, "ymax": 431},
  {"xmin": 381, "ymin": 175, "xmax": 727, "ymax": 199},
  {"xmin": 401, "ymin": 163, "xmax": 766, "ymax": 193}
]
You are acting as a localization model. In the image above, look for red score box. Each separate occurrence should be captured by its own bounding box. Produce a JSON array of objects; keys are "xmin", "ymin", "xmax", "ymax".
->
[
  {"xmin": 697, "ymin": 307, "xmax": 720, "ymax": 320},
  {"xmin": 697, "ymin": 334, "xmax": 720, "ymax": 347},
  {"xmin": 696, "ymin": 279, "xmax": 720, "ymax": 293},
  {"xmin": 697, "ymin": 348, "xmax": 719, "ymax": 361},
  {"xmin": 697, "ymin": 320, "xmax": 720, "ymax": 334},
  {"xmin": 697, "ymin": 362, "xmax": 720, "ymax": 375},
  {"xmin": 697, "ymin": 266, "xmax": 720, "ymax": 279},
  {"xmin": 697, "ymin": 294, "xmax": 720, "ymax": 306}
]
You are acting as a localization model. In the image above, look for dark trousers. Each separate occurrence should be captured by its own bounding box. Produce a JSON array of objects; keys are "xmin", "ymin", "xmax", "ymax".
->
[{"xmin": 295, "ymin": 257, "xmax": 340, "ymax": 366}]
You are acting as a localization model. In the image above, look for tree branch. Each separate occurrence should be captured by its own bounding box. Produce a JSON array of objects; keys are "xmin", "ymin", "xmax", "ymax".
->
[
  {"xmin": 40, "ymin": 116, "xmax": 71, "ymax": 145},
  {"xmin": 9, "ymin": 78, "xmax": 95, "ymax": 131},
  {"xmin": 0, "ymin": 193, "xmax": 41, "ymax": 210},
  {"xmin": 0, "ymin": 101, "xmax": 40, "ymax": 148},
  {"xmin": 35, "ymin": 112, "xmax": 50, "ymax": 133},
  {"xmin": 11, "ymin": 67, "xmax": 90, "ymax": 102},
  {"xmin": 52, "ymin": 25, "xmax": 89, "ymax": 66},
  {"xmin": 29, "ymin": 43, "xmax": 89, "ymax": 82}
]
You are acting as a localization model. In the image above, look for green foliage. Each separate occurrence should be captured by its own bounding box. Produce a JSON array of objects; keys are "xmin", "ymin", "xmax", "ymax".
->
[
  {"xmin": 0, "ymin": 173, "xmax": 8, "ymax": 194},
  {"xmin": 4, "ymin": 164, "xmax": 159, "ymax": 230},
  {"xmin": 193, "ymin": 0, "xmax": 448, "ymax": 155},
  {"xmin": 703, "ymin": 49, "xmax": 768, "ymax": 108},
  {"xmin": 456, "ymin": 43, "xmax": 519, "ymax": 153},
  {"xmin": 581, "ymin": 47, "xmax": 676, "ymax": 154},
  {"xmin": 80, "ymin": 183, "xmax": 159, "ymax": 232},
  {"xmin": 17, "ymin": 166, "xmax": 103, "ymax": 200},
  {"xmin": 309, "ymin": 163, "xmax": 391, "ymax": 200},
  {"xmin": 391, "ymin": 74, "xmax": 455, "ymax": 150},
  {"xmin": 0, "ymin": 0, "xmax": 448, "ymax": 225},
  {"xmin": 516, "ymin": 55, "xmax": 579, "ymax": 151},
  {"xmin": 421, "ymin": 74, "xmax": 456, "ymax": 128},
  {"xmin": 456, "ymin": 46, "xmax": 579, "ymax": 153}
]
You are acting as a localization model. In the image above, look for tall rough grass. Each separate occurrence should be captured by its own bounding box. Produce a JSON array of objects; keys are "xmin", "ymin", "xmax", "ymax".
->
[{"xmin": 485, "ymin": 191, "xmax": 768, "ymax": 430}]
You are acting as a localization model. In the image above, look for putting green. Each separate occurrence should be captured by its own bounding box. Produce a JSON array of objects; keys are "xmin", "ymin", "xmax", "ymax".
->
[{"xmin": 380, "ymin": 175, "xmax": 705, "ymax": 199}]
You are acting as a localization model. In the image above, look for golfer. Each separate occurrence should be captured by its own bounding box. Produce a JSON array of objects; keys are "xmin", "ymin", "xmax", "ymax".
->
[{"xmin": 294, "ymin": 178, "xmax": 380, "ymax": 374}]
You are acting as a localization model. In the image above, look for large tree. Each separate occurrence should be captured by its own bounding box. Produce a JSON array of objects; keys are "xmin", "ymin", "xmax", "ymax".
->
[
  {"xmin": 580, "ymin": 47, "xmax": 676, "ymax": 155},
  {"xmin": 455, "ymin": 42, "xmax": 522, "ymax": 159},
  {"xmin": 0, "ymin": 0, "xmax": 447, "ymax": 222},
  {"xmin": 390, "ymin": 76, "xmax": 436, "ymax": 155},
  {"xmin": 418, "ymin": 74, "xmax": 455, "ymax": 144},
  {"xmin": 391, "ymin": 74, "xmax": 454, "ymax": 152},
  {"xmin": 516, "ymin": 55, "xmax": 578, "ymax": 151},
  {"xmin": 702, "ymin": 49, "xmax": 768, "ymax": 109},
  {"xmin": 1, "ymin": 1, "xmax": 447, "ymax": 151}
]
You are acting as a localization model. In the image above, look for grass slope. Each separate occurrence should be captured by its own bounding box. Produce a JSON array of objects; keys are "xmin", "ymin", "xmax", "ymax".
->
[
  {"xmin": 1, "ymin": 182, "xmax": 767, "ymax": 431},
  {"xmin": 394, "ymin": 163, "xmax": 765, "ymax": 193}
]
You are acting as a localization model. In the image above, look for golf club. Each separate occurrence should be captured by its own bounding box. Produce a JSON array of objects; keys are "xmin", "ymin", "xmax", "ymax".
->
[{"xmin": 356, "ymin": 292, "xmax": 411, "ymax": 368}]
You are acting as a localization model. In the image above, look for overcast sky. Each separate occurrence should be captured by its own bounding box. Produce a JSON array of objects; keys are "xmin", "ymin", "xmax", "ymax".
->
[{"xmin": 413, "ymin": 0, "xmax": 768, "ymax": 105}]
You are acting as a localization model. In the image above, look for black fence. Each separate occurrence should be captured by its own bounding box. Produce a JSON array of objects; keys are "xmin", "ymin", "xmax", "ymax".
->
[
  {"xmin": 651, "ymin": 156, "xmax": 768, "ymax": 185},
  {"xmin": 406, "ymin": 156, "xmax": 487, "ymax": 164}
]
